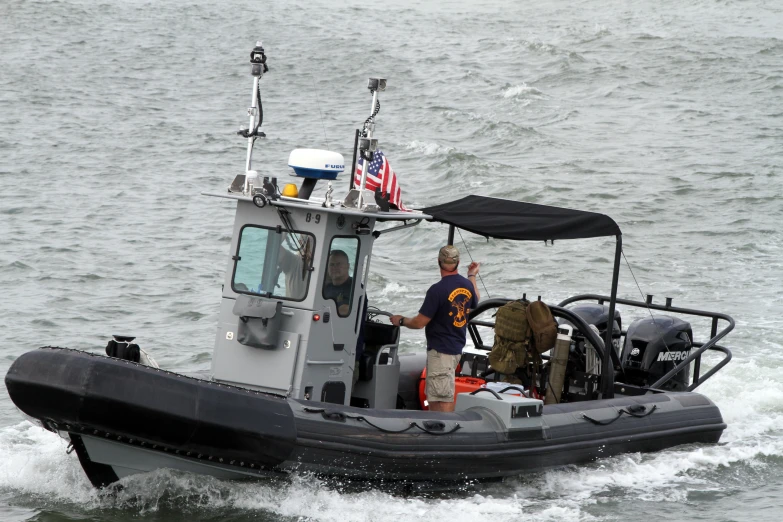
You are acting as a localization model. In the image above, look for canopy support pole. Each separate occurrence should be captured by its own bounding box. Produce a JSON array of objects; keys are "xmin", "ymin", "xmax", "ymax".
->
[
  {"xmin": 448, "ymin": 225, "xmax": 455, "ymax": 245},
  {"xmin": 601, "ymin": 235, "xmax": 622, "ymax": 399}
]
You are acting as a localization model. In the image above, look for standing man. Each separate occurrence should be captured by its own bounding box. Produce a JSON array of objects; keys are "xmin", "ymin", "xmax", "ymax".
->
[{"xmin": 390, "ymin": 245, "xmax": 480, "ymax": 412}]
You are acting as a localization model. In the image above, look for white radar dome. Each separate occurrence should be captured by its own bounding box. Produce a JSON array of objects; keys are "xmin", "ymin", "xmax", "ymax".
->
[{"xmin": 288, "ymin": 149, "xmax": 345, "ymax": 180}]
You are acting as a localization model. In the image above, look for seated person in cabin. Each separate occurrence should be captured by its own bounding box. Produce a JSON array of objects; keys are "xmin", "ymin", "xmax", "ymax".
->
[{"xmin": 323, "ymin": 250, "xmax": 353, "ymax": 316}]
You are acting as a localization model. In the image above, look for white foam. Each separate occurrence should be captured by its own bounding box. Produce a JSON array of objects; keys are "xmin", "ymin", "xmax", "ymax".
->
[
  {"xmin": 0, "ymin": 422, "xmax": 597, "ymax": 521},
  {"xmin": 229, "ymin": 481, "xmax": 527, "ymax": 522},
  {"xmin": 0, "ymin": 437, "xmax": 575, "ymax": 522},
  {"xmin": 0, "ymin": 422, "xmax": 98, "ymax": 505},
  {"xmin": 405, "ymin": 141, "xmax": 454, "ymax": 156},
  {"xmin": 502, "ymin": 83, "xmax": 543, "ymax": 99},
  {"xmin": 373, "ymin": 280, "xmax": 406, "ymax": 298}
]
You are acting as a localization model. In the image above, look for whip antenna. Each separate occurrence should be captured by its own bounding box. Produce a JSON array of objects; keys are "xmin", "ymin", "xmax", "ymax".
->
[
  {"xmin": 310, "ymin": 74, "xmax": 331, "ymax": 150},
  {"xmin": 622, "ymin": 249, "xmax": 672, "ymax": 353},
  {"xmin": 457, "ymin": 228, "xmax": 490, "ymax": 299}
]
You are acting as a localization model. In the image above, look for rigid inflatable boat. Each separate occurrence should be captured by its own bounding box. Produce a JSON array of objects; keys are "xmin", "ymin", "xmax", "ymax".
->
[{"xmin": 5, "ymin": 43, "xmax": 734, "ymax": 488}]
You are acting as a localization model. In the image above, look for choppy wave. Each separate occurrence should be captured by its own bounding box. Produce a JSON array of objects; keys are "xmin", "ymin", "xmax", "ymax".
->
[{"xmin": 501, "ymin": 84, "xmax": 545, "ymax": 99}]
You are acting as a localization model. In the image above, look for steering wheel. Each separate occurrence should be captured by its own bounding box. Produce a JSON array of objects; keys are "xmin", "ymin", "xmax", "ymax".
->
[{"xmin": 367, "ymin": 306, "xmax": 392, "ymax": 323}]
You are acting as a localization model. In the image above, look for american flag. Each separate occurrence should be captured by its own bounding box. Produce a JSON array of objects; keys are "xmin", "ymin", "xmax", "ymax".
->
[{"xmin": 354, "ymin": 150, "xmax": 408, "ymax": 211}]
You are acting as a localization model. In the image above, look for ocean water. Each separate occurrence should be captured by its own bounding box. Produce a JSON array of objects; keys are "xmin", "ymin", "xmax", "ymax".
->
[{"xmin": 1, "ymin": 0, "xmax": 782, "ymax": 520}]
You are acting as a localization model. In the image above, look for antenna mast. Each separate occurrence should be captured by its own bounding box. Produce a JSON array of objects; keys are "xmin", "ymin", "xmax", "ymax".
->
[
  {"xmin": 345, "ymin": 78, "xmax": 386, "ymax": 210},
  {"xmin": 242, "ymin": 41, "xmax": 269, "ymax": 192}
]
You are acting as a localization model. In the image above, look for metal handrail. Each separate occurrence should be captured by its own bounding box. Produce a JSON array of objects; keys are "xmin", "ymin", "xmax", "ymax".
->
[
  {"xmin": 556, "ymin": 294, "xmax": 734, "ymax": 391},
  {"xmin": 686, "ymin": 345, "xmax": 732, "ymax": 392},
  {"xmin": 467, "ymin": 294, "xmax": 733, "ymax": 393}
]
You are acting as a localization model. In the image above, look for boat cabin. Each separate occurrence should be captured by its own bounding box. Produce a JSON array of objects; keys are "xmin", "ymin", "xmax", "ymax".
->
[{"xmin": 206, "ymin": 153, "xmax": 421, "ymax": 408}]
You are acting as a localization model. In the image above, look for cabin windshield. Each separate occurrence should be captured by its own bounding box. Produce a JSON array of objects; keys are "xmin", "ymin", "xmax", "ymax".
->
[{"xmin": 232, "ymin": 226, "xmax": 315, "ymax": 301}]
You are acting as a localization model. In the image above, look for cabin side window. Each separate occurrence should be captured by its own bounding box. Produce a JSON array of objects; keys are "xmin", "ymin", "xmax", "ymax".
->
[
  {"xmin": 322, "ymin": 237, "xmax": 359, "ymax": 317},
  {"xmin": 232, "ymin": 226, "xmax": 315, "ymax": 301}
]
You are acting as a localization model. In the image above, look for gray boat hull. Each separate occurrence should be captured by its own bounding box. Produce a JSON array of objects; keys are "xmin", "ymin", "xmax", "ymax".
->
[{"xmin": 5, "ymin": 348, "xmax": 725, "ymax": 487}]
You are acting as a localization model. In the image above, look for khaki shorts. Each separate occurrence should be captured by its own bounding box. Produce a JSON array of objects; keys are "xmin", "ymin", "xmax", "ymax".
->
[{"xmin": 426, "ymin": 350, "xmax": 461, "ymax": 403}]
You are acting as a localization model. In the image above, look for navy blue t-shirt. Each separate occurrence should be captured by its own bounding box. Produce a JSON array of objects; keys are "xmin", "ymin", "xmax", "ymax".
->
[{"xmin": 419, "ymin": 274, "xmax": 478, "ymax": 355}]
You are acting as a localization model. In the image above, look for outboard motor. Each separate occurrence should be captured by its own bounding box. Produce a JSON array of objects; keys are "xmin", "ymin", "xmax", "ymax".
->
[
  {"xmin": 555, "ymin": 304, "xmax": 622, "ymax": 402},
  {"xmin": 620, "ymin": 316, "xmax": 693, "ymax": 391},
  {"xmin": 563, "ymin": 303, "xmax": 622, "ymax": 354}
]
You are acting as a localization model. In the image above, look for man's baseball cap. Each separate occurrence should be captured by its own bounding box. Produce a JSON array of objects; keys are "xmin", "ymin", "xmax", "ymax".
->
[{"xmin": 438, "ymin": 245, "xmax": 460, "ymax": 264}]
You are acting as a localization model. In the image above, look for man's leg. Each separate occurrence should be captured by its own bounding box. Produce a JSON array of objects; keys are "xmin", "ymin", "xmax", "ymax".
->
[
  {"xmin": 425, "ymin": 350, "xmax": 460, "ymax": 412},
  {"xmin": 428, "ymin": 400, "xmax": 454, "ymax": 412}
]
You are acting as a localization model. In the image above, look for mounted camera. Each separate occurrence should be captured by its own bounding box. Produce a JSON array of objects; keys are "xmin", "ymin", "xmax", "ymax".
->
[
  {"xmin": 250, "ymin": 41, "xmax": 268, "ymax": 77},
  {"xmin": 359, "ymin": 137, "xmax": 378, "ymax": 163},
  {"xmin": 367, "ymin": 77, "xmax": 386, "ymax": 92}
]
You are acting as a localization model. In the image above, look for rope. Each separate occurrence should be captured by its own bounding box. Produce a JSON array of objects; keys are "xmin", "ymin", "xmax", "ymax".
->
[
  {"xmin": 456, "ymin": 228, "xmax": 490, "ymax": 299},
  {"xmin": 303, "ymin": 408, "xmax": 462, "ymax": 436},
  {"xmin": 357, "ymin": 415, "xmax": 462, "ymax": 435},
  {"xmin": 621, "ymin": 250, "xmax": 672, "ymax": 353},
  {"xmin": 581, "ymin": 404, "xmax": 657, "ymax": 426}
]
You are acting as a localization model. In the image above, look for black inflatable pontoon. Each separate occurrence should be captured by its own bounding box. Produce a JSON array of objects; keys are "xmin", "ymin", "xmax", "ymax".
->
[{"xmin": 6, "ymin": 347, "xmax": 726, "ymax": 487}]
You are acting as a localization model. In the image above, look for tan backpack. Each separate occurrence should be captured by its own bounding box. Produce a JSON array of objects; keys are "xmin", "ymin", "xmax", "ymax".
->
[
  {"xmin": 488, "ymin": 299, "xmax": 558, "ymax": 377},
  {"xmin": 526, "ymin": 300, "xmax": 557, "ymax": 354},
  {"xmin": 488, "ymin": 300, "xmax": 530, "ymax": 374},
  {"xmin": 494, "ymin": 300, "xmax": 530, "ymax": 341}
]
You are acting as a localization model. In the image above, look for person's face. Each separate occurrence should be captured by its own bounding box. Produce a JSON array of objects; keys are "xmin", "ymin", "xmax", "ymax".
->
[{"xmin": 328, "ymin": 254, "xmax": 349, "ymax": 283}]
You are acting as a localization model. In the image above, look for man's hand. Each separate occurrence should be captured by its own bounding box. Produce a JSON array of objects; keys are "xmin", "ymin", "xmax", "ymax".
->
[
  {"xmin": 466, "ymin": 262, "xmax": 481, "ymax": 301},
  {"xmin": 389, "ymin": 315, "xmax": 404, "ymax": 327}
]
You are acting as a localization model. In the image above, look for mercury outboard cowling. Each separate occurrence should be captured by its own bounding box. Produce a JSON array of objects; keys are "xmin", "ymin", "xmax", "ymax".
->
[
  {"xmin": 561, "ymin": 303, "xmax": 622, "ymax": 354},
  {"xmin": 620, "ymin": 316, "xmax": 693, "ymax": 391},
  {"xmin": 554, "ymin": 304, "xmax": 622, "ymax": 402}
]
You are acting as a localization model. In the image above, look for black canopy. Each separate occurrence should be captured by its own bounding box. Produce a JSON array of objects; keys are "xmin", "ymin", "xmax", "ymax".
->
[{"xmin": 421, "ymin": 195, "xmax": 621, "ymax": 241}]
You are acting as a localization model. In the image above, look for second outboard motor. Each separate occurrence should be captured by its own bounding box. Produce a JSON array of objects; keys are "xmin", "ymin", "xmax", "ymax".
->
[
  {"xmin": 620, "ymin": 316, "xmax": 693, "ymax": 391},
  {"xmin": 562, "ymin": 303, "xmax": 622, "ymax": 354},
  {"xmin": 557, "ymin": 304, "xmax": 622, "ymax": 402}
]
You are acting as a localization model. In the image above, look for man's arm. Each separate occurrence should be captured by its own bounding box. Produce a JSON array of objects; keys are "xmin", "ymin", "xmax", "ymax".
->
[
  {"xmin": 277, "ymin": 246, "xmax": 296, "ymax": 273},
  {"xmin": 390, "ymin": 313, "xmax": 431, "ymax": 329},
  {"xmin": 467, "ymin": 261, "xmax": 481, "ymax": 301},
  {"xmin": 391, "ymin": 283, "xmax": 436, "ymax": 329}
]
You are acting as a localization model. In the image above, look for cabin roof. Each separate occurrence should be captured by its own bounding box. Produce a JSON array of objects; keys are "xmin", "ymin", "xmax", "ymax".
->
[
  {"xmin": 202, "ymin": 192, "xmax": 430, "ymax": 221},
  {"xmin": 421, "ymin": 195, "xmax": 621, "ymax": 241}
]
